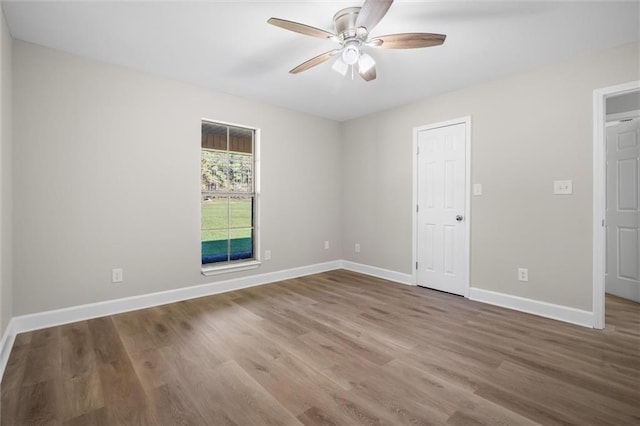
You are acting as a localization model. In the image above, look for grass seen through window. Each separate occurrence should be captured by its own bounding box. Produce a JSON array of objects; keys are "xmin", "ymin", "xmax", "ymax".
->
[{"xmin": 201, "ymin": 198, "xmax": 253, "ymax": 242}]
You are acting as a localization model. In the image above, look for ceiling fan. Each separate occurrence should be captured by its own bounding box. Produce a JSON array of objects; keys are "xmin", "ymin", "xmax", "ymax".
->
[{"xmin": 267, "ymin": 0, "xmax": 446, "ymax": 82}]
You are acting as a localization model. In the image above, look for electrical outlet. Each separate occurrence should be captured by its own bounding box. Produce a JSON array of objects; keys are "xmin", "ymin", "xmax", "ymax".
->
[
  {"xmin": 324, "ymin": 240, "xmax": 330, "ymax": 249},
  {"xmin": 355, "ymin": 243, "xmax": 361, "ymax": 253},
  {"xmin": 518, "ymin": 268, "xmax": 528, "ymax": 282},
  {"xmin": 264, "ymin": 250, "xmax": 271, "ymax": 261},
  {"xmin": 112, "ymin": 268, "xmax": 123, "ymax": 283}
]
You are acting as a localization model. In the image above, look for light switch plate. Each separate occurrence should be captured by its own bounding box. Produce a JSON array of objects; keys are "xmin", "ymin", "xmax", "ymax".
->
[
  {"xmin": 473, "ymin": 183, "xmax": 482, "ymax": 196},
  {"xmin": 554, "ymin": 180, "xmax": 573, "ymax": 195}
]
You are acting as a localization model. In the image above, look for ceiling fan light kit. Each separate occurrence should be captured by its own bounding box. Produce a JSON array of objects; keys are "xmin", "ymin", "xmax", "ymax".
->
[
  {"xmin": 342, "ymin": 41, "xmax": 360, "ymax": 65},
  {"xmin": 358, "ymin": 53, "xmax": 375, "ymax": 73},
  {"xmin": 267, "ymin": 0, "xmax": 446, "ymax": 82},
  {"xmin": 332, "ymin": 57, "xmax": 349, "ymax": 76}
]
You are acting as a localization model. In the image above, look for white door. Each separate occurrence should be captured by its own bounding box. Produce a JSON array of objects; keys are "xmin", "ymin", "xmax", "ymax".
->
[
  {"xmin": 416, "ymin": 122, "xmax": 468, "ymax": 295},
  {"xmin": 606, "ymin": 119, "xmax": 640, "ymax": 302}
]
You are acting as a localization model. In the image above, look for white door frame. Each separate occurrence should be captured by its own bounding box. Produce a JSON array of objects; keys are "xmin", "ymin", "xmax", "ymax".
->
[
  {"xmin": 593, "ymin": 81, "xmax": 640, "ymax": 329},
  {"xmin": 412, "ymin": 116, "xmax": 471, "ymax": 297}
]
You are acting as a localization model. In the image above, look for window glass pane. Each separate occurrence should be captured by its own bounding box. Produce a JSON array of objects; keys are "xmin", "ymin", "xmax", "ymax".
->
[
  {"xmin": 202, "ymin": 122, "xmax": 228, "ymax": 151},
  {"xmin": 230, "ymin": 197, "xmax": 253, "ymax": 229},
  {"xmin": 202, "ymin": 150, "xmax": 231, "ymax": 192},
  {"xmin": 201, "ymin": 229, "xmax": 230, "ymax": 264},
  {"xmin": 229, "ymin": 127, "xmax": 253, "ymax": 155},
  {"xmin": 201, "ymin": 196, "xmax": 229, "ymax": 232},
  {"xmin": 229, "ymin": 153, "xmax": 253, "ymax": 192},
  {"xmin": 230, "ymin": 228, "xmax": 253, "ymax": 260},
  {"xmin": 201, "ymin": 229, "xmax": 229, "ymax": 246}
]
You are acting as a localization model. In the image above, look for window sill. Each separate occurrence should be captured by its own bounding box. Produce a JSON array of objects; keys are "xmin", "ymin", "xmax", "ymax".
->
[{"xmin": 201, "ymin": 260, "xmax": 261, "ymax": 277}]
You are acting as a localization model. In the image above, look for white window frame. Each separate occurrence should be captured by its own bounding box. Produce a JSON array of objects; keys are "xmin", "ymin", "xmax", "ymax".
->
[{"xmin": 200, "ymin": 119, "xmax": 261, "ymax": 276}]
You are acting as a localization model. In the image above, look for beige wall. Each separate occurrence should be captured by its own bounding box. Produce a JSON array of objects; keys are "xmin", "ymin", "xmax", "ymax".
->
[
  {"xmin": 12, "ymin": 41, "xmax": 342, "ymax": 315},
  {"xmin": 0, "ymin": 9, "xmax": 12, "ymax": 336},
  {"xmin": 342, "ymin": 42, "xmax": 639, "ymax": 311},
  {"xmin": 9, "ymin": 37, "xmax": 640, "ymax": 318}
]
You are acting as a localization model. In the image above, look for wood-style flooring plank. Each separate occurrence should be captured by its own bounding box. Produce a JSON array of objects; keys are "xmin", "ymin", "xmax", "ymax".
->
[
  {"xmin": 147, "ymin": 381, "xmax": 209, "ymax": 425},
  {"xmin": 1, "ymin": 270, "xmax": 639, "ymax": 425},
  {"xmin": 0, "ymin": 344, "xmax": 29, "ymax": 426},
  {"xmin": 87, "ymin": 317, "xmax": 127, "ymax": 365},
  {"xmin": 62, "ymin": 407, "xmax": 109, "ymax": 426},
  {"xmin": 128, "ymin": 347, "xmax": 176, "ymax": 392},
  {"xmin": 15, "ymin": 379, "xmax": 60, "ymax": 425},
  {"xmin": 60, "ymin": 322, "xmax": 95, "ymax": 380},
  {"xmin": 96, "ymin": 358, "xmax": 146, "ymax": 409},
  {"xmin": 21, "ymin": 340, "xmax": 62, "ymax": 387},
  {"xmin": 59, "ymin": 369, "xmax": 104, "ymax": 421}
]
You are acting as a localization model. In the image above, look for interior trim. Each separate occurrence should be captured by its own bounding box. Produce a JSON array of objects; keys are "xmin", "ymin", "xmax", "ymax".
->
[
  {"xmin": 0, "ymin": 318, "xmax": 15, "ymax": 382},
  {"xmin": 201, "ymin": 260, "xmax": 261, "ymax": 276},
  {"xmin": 0, "ymin": 259, "xmax": 599, "ymax": 382},
  {"xmin": 592, "ymin": 80, "xmax": 640, "ymax": 330},
  {"xmin": 606, "ymin": 109, "xmax": 640, "ymax": 123},
  {"xmin": 11, "ymin": 261, "xmax": 342, "ymax": 336},
  {"xmin": 341, "ymin": 261, "xmax": 413, "ymax": 285},
  {"xmin": 469, "ymin": 287, "xmax": 594, "ymax": 328}
]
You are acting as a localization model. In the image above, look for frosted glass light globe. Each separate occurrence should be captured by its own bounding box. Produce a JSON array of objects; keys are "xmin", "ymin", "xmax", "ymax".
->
[{"xmin": 342, "ymin": 44, "xmax": 359, "ymax": 65}]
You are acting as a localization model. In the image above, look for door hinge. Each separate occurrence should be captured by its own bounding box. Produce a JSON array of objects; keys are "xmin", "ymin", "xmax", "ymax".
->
[
  {"xmin": 416, "ymin": 204, "xmax": 419, "ymax": 213},
  {"xmin": 602, "ymin": 219, "xmax": 605, "ymax": 227},
  {"xmin": 416, "ymin": 262, "xmax": 418, "ymax": 270},
  {"xmin": 416, "ymin": 146, "xmax": 419, "ymax": 155}
]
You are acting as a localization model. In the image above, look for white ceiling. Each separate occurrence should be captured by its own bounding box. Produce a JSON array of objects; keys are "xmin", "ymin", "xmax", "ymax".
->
[{"xmin": 3, "ymin": 1, "xmax": 639, "ymax": 121}]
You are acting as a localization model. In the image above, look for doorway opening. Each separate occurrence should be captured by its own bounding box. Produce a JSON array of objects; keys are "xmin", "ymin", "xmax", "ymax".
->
[{"xmin": 593, "ymin": 81, "xmax": 640, "ymax": 329}]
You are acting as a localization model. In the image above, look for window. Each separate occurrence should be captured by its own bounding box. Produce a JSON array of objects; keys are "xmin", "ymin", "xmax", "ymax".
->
[{"xmin": 201, "ymin": 120, "xmax": 258, "ymax": 272}]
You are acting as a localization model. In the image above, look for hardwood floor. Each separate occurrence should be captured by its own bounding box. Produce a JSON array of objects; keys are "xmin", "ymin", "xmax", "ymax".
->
[{"xmin": 1, "ymin": 270, "xmax": 639, "ymax": 425}]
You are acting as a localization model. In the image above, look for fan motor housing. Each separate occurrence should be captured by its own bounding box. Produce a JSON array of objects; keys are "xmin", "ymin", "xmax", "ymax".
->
[{"xmin": 333, "ymin": 7, "xmax": 361, "ymax": 40}]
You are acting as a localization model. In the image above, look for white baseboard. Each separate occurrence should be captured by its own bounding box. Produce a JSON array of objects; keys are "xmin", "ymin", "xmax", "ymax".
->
[
  {"xmin": 341, "ymin": 260, "xmax": 414, "ymax": 286},
  {"xmin": 11, "ymin": 260, "xmax": 342, "ymax": 335},
  {"xmin": 605, "ymin": 280, "xmax": 640, "ymax": 303},
  {"xmin": 6, "ymin": 260, "xmax": 411, "ymax": 339},
  {"xmin": 0, "ymin": 260, "xmax": 343, "ymax": 381},
  {"xmin": 0, "ymin": 318, "xmax": 16, "ymax": 381},
  {"xmin": 469, "ymin": 287, "xmax": 595, "ymax": 328},
  {"xmin": 1, "ymin": 260, "xmax": 599, "ymax": 381}
]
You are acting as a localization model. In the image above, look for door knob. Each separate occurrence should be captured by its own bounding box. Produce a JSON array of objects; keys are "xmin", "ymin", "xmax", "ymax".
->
[{"xmin": 456, "ymin": 215, "xmax": 463, "ymax": 222}]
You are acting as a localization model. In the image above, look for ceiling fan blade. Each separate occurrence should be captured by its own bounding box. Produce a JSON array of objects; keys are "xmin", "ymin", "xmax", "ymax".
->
[
  {"xmin": 355, "ymin": 0, "xmax": 394, "ymax": 32},
  {"xmin": 268, "ymin": 17, "xmax": 336, "ymax": 40},
  {"xmin": 290, "ymin": 49, "xmax": 341, "ymax": 74},
  {"xmin": 370, "ymin": 33, "xmax": 446, "ymax": 49},
  {"xmin": 359, "ymin": 64, "xmax": 377, "ymax": 82}
]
